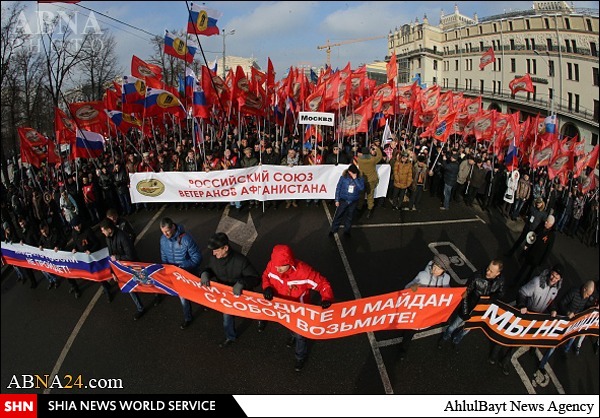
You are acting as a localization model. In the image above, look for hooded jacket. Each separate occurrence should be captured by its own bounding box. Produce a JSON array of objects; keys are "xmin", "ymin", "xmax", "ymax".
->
[{"xmin": 262, "ymin": 244, "xmax": 334, "ymax": 303}]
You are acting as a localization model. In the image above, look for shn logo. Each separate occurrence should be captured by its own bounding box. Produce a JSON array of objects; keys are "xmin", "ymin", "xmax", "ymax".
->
[{"xmin": 0, "ymin": 394, "xmax": 37, "ymax": 417}]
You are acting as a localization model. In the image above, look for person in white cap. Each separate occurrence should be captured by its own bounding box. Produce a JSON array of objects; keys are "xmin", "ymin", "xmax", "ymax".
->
[{"xmin": 398, "ymin": 254, "xmax": 452, "ymax": 360}]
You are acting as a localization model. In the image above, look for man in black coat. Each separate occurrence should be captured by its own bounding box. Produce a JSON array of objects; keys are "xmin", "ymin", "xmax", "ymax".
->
[
  {"xmin": 200, "ymin": 232, "xmax": 263, "ymax": 347},
  {"xmin": 512, "ymin": 214, "xmax": 556, "ymax": 288}
]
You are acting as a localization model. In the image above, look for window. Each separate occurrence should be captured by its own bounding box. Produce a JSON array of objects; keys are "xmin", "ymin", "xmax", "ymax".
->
[
  {"xmin": 433, "ymin": 76, "xmax": 437, "ymax": 85},
  {"xmin": 565, "ymin": 18, "xmax": 571, "ymax": 30},
  {"xmin": 510, "ymin": 39, "xmax": 515, "ymax": 50},
  {"xmin": 497, "ymin": 58, "xmax": 501, "ymax": 72},
  {"xmin": 455, "ymin": 44, "xmax": 459, "ymax": 54},
  {"xmin": 417, "ymin": 58, "xmax": 421, "ymax": 68},
  {"xmin": 479, "ymin": 41, "xmax": 484, "ymax": 50},
  {"xmin": 511, "ymin": 58, "xmax": 516, "ymax": 73},
  {"xmin": 526, "ymin": 20, "xmax": 531, "ymax": 30},
  {"xmin": 433, "ymin": 60, "xmax": 438, "ymax": 71},
  {"xmin": 455, "ymin": 60, "xmax": 459, "ymax": 71},
  {"xmin": 492, "ymin": 80, "xmax": 496, "ymax": 94},
  {"xmin": 526, "ymin": 59, "xmax": 531, "ymax": 73},
  {"xmin": 568, "ymin": 92, "xmax": 573, "ymax": 111},
  {"xmin": 547, "ymin": 38, "xmax": 553, "ymax": 51},
  {"xmin": 567, "ymin": 62, "xmax": 573, "ymax": 80},
  {"xmin": 575, "ymin": 94, "xmax": 580, "ymax": 112},
  {"xmin": 544, "ymin": 18, "xmax": 550, "ymax": 29},
  {"xmin": 592, "ymin": 132, "xmax": 598, "ymax": 147},
  {"xmin": 571, "ymin": 40, "xmax": 577, "ymax": 53},
  {"xmin": 480, "ymin": 79, "xmax": 485, "ymax": 94},
  {"xmin": 479, "ymin": 26, "xmax": 483, "ymax": 35},
  {"xmin": 531, "ymin": 39, "xmax": 536, "ymax": 51},
  {"xmin": 498, "ymin": 81, "xmax": 501, "ymax": 94},
  {"xmin": 593, "ymin": 67, "xmax": 599, "ymax": 86},
  {"xmin": 574, "ymin": 64, "xmax": 579, "ymax": 81},
  {"xmin": 532, "ymin": 59, "xmax": 537, "ymax": 75},
  {"xmin": 586, "ymin": 19, "xmax": 593, "ymax": 32},
  {"xmin": 509, "ymin": 21, "xmax": 513, "ymax": 31},
  {"xmin": 525, "ymin": 39, "xmax": 530, "ymax": 50},
  {"xmin": 467, "ymin": 29, "xmax": 470, "ymax": 36},
  {"xmin": 493, "ymin": 24, "xmax": 497, "ymax": 32},
  {"xmin": 565, "ymin": 39, "xmax": 571, "ymax": 53},
  {"xmin": 549, "ymin": 60, "xmax": 555, "ymax": 77},
  {"xmin": 549, "ymin": 88, "xmax": 553, "ymax": 102},
  {"xmin": 454, "ymin": 78, "xmax": 458, "ymax": 90},
  {"xmin": 591, "ymin": 42, "xmax": 598, "ymax": 57}
]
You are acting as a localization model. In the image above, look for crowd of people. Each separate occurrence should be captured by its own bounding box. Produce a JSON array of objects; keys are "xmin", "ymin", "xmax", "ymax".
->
[{"xmin": 1, "ymin": 120, "xmax": 599, "ymax": 373}]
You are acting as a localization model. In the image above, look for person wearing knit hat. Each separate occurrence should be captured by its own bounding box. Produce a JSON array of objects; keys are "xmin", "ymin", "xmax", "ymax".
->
[
  {"xmin": 329, "ymin": 164, "xmax": 365, "ymax": 238},
  {"xmin": 397, "ymin": 253, "xmax": 452, "ymax": 360}
]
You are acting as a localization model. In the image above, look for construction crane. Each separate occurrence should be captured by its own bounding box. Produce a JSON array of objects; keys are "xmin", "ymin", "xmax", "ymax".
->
[{"xmin": 317, "ymin": 35, "xmax": 388, "ymax": 67}]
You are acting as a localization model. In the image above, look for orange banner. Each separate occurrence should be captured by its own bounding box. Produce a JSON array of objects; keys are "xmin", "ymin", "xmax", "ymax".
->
[{"xmin": 111, "ymin": 261, "xmax": 464, "ymax": 339}]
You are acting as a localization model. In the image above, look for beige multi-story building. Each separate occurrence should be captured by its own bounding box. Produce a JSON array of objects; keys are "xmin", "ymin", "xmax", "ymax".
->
[{"xmin": 387, "ymin": 1, "xmax": 599, "ymax": 150}]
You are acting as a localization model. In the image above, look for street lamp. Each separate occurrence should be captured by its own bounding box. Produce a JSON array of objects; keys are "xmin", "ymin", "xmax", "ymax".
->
[
  {"xmin": 222, "ymin": 29, "xmax": 235, "ymax": 79},
  {"xmin": 534, "ymin": 50, "xmax": 554, "ymax": 116}
]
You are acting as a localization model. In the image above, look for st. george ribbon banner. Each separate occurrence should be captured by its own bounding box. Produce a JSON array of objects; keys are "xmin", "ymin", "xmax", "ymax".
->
[
  {"xmin": 111, "ymin": 261, "xmax": 464, "ymax": 339},
  {"xmin": 1, "ymin": 242, "xmax": 112, "ymax": 282},
  {"xmin": 465, "ymin": 297, "xmax": 599, "ymax": 348},
  {"xmin": 129, "ymin": 164, "xmax": 391, "ymax": 203}
]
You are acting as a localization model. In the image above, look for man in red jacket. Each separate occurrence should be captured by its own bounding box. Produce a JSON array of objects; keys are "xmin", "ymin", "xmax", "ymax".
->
[{"xmin": 262, "ymin": 244, "xmax": 334, "ymax": 372}]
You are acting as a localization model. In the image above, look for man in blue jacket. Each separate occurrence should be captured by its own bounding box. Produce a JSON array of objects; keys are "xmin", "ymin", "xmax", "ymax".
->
[
  {"xmin": 159, "ymin": 217, "xmax": 202, "ymax": 329},
  {"xmin": 329, "ymin": 164, "xmax": 365, "ymax": 238}
]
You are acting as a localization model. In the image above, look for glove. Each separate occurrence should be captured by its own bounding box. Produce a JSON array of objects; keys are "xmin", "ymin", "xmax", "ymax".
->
[
  {"xmin": 232, "ymin": 282, "xmax": 244, "ymax": 296},
  {"xmin": 200, "ymin": 272, "xmax": 210, "ymax": 287},
  {"xmin": 263, "ymin": 286, "xmax": 274, "ymax": 301},
  {"xmin": 321, "ymin": 300, "xmax": 332, "ymax": 309}
]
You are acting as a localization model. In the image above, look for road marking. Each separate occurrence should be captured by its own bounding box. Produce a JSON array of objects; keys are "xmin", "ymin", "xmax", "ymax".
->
[
  {"xmin": 428, "ymin": 242, "xmax": 477, "ymax": 285},
  {"xmin": 353, "ymin": 216, "xmax": 486, "ymax": 229},
  {"xmin": 323, "ymin": 202, "xmax": 394, "ymax": 395},
  {"xmin": 217, "ymin": 206, "xmax": 258, "ymax": 256},
  {"xmin": 44, "ymin": 204, "xmax": 166, "ymax": 394}
]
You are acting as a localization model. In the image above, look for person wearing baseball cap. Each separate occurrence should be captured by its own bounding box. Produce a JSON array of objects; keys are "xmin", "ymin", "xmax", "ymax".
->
[{"xmin": 398, "ymin": 254, "xmax": 452, "ymax": 360}]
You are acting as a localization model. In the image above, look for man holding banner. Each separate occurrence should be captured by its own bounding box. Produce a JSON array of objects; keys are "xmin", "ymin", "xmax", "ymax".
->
[
  {"xmin": 262, "ymin": 244, "xmax": 334, "ymax": 372},
  {"xmin": 200, "ymin": 232, "xmax": 263, "ymax": 347}
]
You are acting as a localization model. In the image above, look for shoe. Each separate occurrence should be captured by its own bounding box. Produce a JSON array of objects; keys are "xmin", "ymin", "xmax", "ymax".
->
[
  {"xmin": 257, "ymin": 321, "xmax": 266, "ymax": 333},
  {"xmin": 574, "ymin": 347, "xmax": 581, "ymax": 356},
  {"xmin": 440, "ymin": 206, "xmax": 447, "ymax": 210},
  {"xmin": 411, "ymin": 207, "xmax": 416, "ymax": 211},
  {"xmin": 180, "ymin": 320, "xmax": 191, "ymax": 330},
  {"xmin": 488, "ymin": 358, "xmax": 496, "ymax": 365},
  {"xmin": 133, "ymin": 310, "xmax": 145, "ymax": 321},
  {"xmin": 219, "ymin": 339, "xmax": 235, "ymax": 348},
  {"xmin": 292, "ymin": 202, "xmax": 298, "ymax": 207},
  {"xmin": 106, "ymin": 293, "xmax": 113, "ymax": 303},
  {"xmin": 294, "ymin": 358, "xmax": 305, "ymax": 372},
  {"xmin": 366, "ymin": 209, "xmax": 373, "ymax": 219},
  {"xmin": 502, "ymin": 363, "xmax": 510, "ymax": 376},
  {"xmin": 286, "ymin": 336, "xmax": 295, "ymax": 348},
  {"xmin": 74, "ymin": 290, "xmax": 81, "ymax": 299},
  {"xmin": 398, "ymin": 347, "xmax": 407, "ymax": 361},
  {"xmin": 285, "ymin": 202, "xmax": 291, "ymax": 209}
]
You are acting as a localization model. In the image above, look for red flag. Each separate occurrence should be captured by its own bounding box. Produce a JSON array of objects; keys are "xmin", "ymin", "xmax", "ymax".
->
[
  {"xmin": 387, "ymin": 53, "xmax": 397, "ymax": 83},
  {"xmin": 18, "ymin": 127, "xmax": 48, "ymax": 168},
  {"xmin": 339, "ymin": 96, "xmax": 373, "ymax": 136},
  {"xmin": 131, "ymin": 55, "xmax": 163, "ymax": 81},
  {"xmin": 54, "ymin": 107, "xmax": 76, "ymax": 145},
  {"xmin": 68, "ymin": 101, "xmax": 108, "ymax": 133},
  {"xmin": 479, "ymin": 47, "xmax": 495, "ymax": 70},
  {"xmin": 574, "ymin": 145, "xmax": 599, "ymax": 178},
  {"xmin": 509, "ymin": 73, "xmax": 534, "ymax": 95},
  {"xmin": 579, "ymin": 172, "xmax": 597, "ymax": 194}
]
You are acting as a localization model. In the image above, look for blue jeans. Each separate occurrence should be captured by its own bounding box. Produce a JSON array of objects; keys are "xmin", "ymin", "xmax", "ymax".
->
[
  {"xmin": 441, "ymin": 313, "xmax": 470, "ymax": 345},
  {"xmin": 229, "ymin": 201, "xmax": 241, "ymax": 209},
  {"xmin": 223, "ymin": 314, "xmax": 237, "ymax": 341},
  {"xmin": 180, "ymin": 297, "xmax": 192, "ymax": 322},
  {"xmin": 292, "ymin": 332, "xmax": 308, "ymax": 361},
  {"xmin": 511, "ymin": 199, "xmax": 526, "ymax": 219},
  {"xmin": 443, "ymin": 183, "xmax": 454, "ymax": 209},
  {"xmin": 118, "ymin": 193, "xmax": 131, "ymax": 215},
  {"xmin": 330, "ymin": 200, "xmax": 358, "ymax": 233},
  {"xmin": 130, "ymin": 293, "xmax": 144, "ymax": 312}
]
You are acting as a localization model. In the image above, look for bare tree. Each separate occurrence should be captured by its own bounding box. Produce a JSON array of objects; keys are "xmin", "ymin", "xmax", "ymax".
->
[
  {"xmin": 1, "ymin": 1, "xmax": 29, "ymax": 90},
  {"xmin": 77, "ymin": 31, "xmax": 121, "ymax": 101}
]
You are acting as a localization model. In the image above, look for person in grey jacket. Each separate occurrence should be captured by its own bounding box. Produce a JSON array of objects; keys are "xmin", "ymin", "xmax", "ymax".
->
[
  {"xmin": 488, "ymin": 264, "xmax": 563, "ymax": 375},
  {"xmin": 159, "ymin": 217, "xmax": 202, "ymax": 330},
  {"xmin": 398, "ymin": 254, "xmax": 452, "ymax": 360}
]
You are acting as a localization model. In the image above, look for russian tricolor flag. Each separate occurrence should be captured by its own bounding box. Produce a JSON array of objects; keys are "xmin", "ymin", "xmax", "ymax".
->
[
  {"xmin": 164, "ymin": 30, "xmax": 197, "ymax": 64},
  {"xmin": 187, "ymin": 3, "xmax": 221, "ymax": 36},
  {"xmin": 74, "ymin": 129, "xmax": 105, "ymax": 159},
  {"xmin": 544, "ymin": 114, "xmax": 557, "ymax": 134}
]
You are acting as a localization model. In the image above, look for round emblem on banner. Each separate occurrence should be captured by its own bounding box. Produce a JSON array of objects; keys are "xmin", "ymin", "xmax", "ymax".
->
[
  {"xmin": 244, "ymin": 93, "xmax": 263, "ymax": 110},
  {"xmin": 196, "ymin": 10, "xmax": 209, "ymax": 31},
  {"xmin": 307, "ymin": 96, "xmax": 322, "ymax": 112},
  {"xmin": 25, "ymin": 129, "xmax": 42, "ymax": 143},
  {"xmin": 75, "ymin": 104, "xmax": 99, "ymax": 121},
  {"xmin": 62, "ymin": 117, "xmax": 75, "ymax": 132},
  {"xmin": 172, "ymin": 38, "xmax": 187, "ymax": 56},
  {"xmin": 550, "ymin": 155, "xmax": 568, "ymax": 171},
  {"xmin": 339, "ymin": 114, "xmax": 362, "ymax": 131},
  {"xmin": 135, "ymin": 79, "xmax": 146, "ymax": 95},
  {"xmin": 137, "ymin": 65, "xmax": 153, "ymax": 78},
  {"xmin": 237, "ymin": 77, "xmax": 250, "ymax": 93},
  {"xmin": 122, "ymin": 113, "xmax": 141, "ymax": 125},
  {"xmin": 136, "ymin": 179, "xmax": 165, "ymax": 197},
  {"xmin": 156, "ymin": 93, "xmax": 178, "ymax": 108}
]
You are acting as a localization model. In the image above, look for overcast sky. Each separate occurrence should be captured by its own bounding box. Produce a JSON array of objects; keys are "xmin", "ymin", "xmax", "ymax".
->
[{"xmin": 10, "ymin": 1, "xmax": 598, "ymax": 80}]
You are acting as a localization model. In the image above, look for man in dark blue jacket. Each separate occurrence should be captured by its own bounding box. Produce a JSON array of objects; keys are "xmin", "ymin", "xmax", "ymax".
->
[
  {"xmin": 440, "ymin": 153, "xmax": 459, "ymax": 210},
  {"xmin": 159, "ymin": 217, "xmax": 202, "ymax": 329},
  {"xmin": 329, "ymin": 164, "xmax": 365, "ymax": 238}
]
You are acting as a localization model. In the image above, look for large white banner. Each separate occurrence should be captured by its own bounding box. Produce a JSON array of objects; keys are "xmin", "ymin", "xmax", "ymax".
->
[{"xmin": 130, "ymin": 164, "xmax": 391, "ymax": 203}]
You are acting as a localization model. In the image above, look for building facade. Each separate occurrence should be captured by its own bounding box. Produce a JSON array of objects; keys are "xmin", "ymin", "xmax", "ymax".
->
[{"xmin": 386, "ymin": 1, "xmax": 599, "ymax": 150}]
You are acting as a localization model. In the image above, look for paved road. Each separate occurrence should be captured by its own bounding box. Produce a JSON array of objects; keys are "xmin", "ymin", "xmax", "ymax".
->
[{"xmin": 1, "ymin": 192, "xmax": 598, "ymax": 395}]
